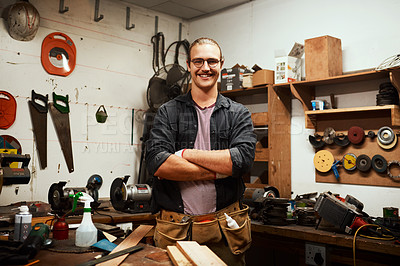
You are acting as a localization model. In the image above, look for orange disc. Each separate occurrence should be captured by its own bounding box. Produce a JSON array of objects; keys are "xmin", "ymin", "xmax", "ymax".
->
[
  {"xmin": 41, "ymin": 32, "xmax": 76, "ymax": 76},
  {"xmin": 0, "ymin": 91, "xmax": 17, "ymax": 129}
]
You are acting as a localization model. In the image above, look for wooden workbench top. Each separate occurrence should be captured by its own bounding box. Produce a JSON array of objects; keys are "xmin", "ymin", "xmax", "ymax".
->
[{"xmin": 251, "ymin": 222, "xmax": 400, "ymax": 257}]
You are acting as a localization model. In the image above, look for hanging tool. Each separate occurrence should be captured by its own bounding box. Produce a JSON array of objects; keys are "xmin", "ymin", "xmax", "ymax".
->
[
  {"xmin": 322, "ymin": 127, "xmax": 336, "ymax": 144},
  {"xmin": 371, "ymin": 154, "xmax": 387, "ymax": 173},
  {"xmin": 309, "ymin": 134, "xmax": 325, "ymax": 149},
  {"xmin": 333, "ymin": 133, "xmax": 350, "ymax": 147},
  {"xmin": 313, "ymin": 150, "xmax": 340, "ymax": 179},
  {"xmin": 348, "ymin": 126, "xmax": 365, "ymax": 144},
  {"xmin": 342, "ymin": 153, "xmax": 357, "ymax": 171},
  {"xmin": 0, "ymin": 91, "xmax": 17, "ymax": 129},
  {"xmin": 49, "ymin": 92, "xmax": 74, "ymax": 173},
  {"xmin": 356, "ymin": 154, "xmax": 372, "ymax": 172},
  {"xmin": 28, "ymin": 90, "xmax": 48, "ymax": 169},
  {"xmin": 0, "ymin": 153, "xmax": 31, "ymax": 193}
]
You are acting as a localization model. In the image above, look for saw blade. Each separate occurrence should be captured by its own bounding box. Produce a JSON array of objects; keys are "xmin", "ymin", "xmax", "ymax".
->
[
  {"xmin": 28, "ymin": 91, "xmax": 48, "ymax": 169},
  {"xmin": 49, "ymin": 102, "xmax": 74, "ymax": 173}
]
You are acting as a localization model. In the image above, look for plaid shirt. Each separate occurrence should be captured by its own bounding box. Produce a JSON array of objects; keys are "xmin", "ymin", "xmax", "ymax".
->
[{"xmin": 146, "ymin": 91, "xmax": 256, "ymax": 213}]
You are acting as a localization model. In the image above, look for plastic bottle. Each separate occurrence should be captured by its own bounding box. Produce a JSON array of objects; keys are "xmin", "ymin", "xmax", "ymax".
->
[
  {"xmin": 14, "ymin": 205, "xmax": 32, "ymax": 242},
  {"xmin": 224, "ymin": 213, "xmax": 239, "ymax": 229},
  {"xmin": 70, "ymin": 192, "xmax": 97, "ymax": 247}
]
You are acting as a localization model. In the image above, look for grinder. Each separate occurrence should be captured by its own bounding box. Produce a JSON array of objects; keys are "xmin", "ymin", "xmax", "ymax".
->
[
  {"xmin": 48, "ymin": 175, "xmax": 102, "ymax": 215},
  {"xmin": 110, "ymin": 175, "xmax": 152, "ymax": 213}
]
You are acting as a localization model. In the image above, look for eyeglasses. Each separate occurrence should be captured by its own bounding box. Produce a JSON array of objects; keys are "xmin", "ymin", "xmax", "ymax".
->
[{"xmin": 191, "ymin": 58, "xmax": 220, "ymax": 68}]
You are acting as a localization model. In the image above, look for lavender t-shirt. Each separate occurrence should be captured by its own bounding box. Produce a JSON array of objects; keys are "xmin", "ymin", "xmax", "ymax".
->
[{"xmin": 178, "ymin": 103, "xmax": 217, "ymax": 215}]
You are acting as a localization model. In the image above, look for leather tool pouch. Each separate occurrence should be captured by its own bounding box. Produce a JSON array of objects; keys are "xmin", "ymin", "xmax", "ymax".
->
[
  {"xmin": 154, "ymin": 217, "xmax": 190, "ymax": 249},
  {"xmin": 154, "ymin": 203, "xmax": 252, "ymax": 254},
  {"xmin": 218, "ymin": 204, "xmax": 252, "ymax": 255}
]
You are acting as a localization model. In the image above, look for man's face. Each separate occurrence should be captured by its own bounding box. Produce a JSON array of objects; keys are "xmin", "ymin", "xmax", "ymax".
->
[{"xmin": 187, "ymin": 44, "xmax": 224, "ymax": 91}]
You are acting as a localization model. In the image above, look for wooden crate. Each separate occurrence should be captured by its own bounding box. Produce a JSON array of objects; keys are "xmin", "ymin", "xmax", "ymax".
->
[{"xmin": 305, "ymin": 35, "xmax": 342, "ymax": 80}]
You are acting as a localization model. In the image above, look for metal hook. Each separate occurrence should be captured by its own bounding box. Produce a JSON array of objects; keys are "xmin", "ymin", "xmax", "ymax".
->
[
  {"xmin": 94, "ymin": 0, "xmax": 104, "ymax": 22},
  {"xmin": 155, "ymin": 16, "xmax": 158, "ymax": 34},
  {"xmin": 126, "ymin": 7, "xmax": 135, "ymax": 30},
  {"xmin": 59, "ymin": 0, "xmax": 69, "ymax": 13}
]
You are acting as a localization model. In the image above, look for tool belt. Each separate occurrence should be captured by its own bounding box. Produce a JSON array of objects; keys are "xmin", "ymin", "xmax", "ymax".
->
[{"xmin": 154, "ymin": 201, "xmax": 252, "ymax": 255}]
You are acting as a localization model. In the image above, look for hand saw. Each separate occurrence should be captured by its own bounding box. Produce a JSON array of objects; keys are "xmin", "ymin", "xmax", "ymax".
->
[
  {"xmin": 28, "ymin": 90, "xmax": 48, "ymax": 169},
  {"xmin": 49, "ymin": 92, "xmax": 74, "ymax": 173}
]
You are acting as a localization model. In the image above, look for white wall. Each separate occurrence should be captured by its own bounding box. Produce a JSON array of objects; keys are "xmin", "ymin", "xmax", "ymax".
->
[
  {"xmin": 189, "ymin": 0, "xmax": 400, "ymax": 216},
  {"xmin": 0, "ymin": 0, "xmax": 188, "ymax": 205}
]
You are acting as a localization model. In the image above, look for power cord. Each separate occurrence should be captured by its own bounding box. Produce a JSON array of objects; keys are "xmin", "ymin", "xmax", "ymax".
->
[{"xmin": 352, "ymin": 224, "xmax": 395, "ymax": 266}]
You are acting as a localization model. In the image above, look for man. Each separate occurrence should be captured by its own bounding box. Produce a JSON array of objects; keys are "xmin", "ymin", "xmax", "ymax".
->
[{"xmin": 146, "ymin": 37, "xmax": 256, "ymax": 265}]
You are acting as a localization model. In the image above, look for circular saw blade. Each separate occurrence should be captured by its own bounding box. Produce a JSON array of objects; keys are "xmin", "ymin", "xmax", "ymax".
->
[{"xmin": 110, "ymin": 178, "xmax": 128, "ymax": 211}]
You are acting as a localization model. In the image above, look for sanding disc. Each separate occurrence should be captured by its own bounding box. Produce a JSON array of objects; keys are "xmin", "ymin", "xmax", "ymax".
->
[
  {"xmin": 41, "ymin": 32, "xmax": 76, "ymax": 76},
  {"xmin": 348, "ymin": 126, "xmax": 365, "ymax": 144},
  {"xmin": 356, "ymin": 154, "xmax": 372, "ymax": 172},
  {"xmin": 314, "ymin": 150, "xmax": 334, "ymax": 172},
  {"xmin": 342, "ymin": 153, "xmax": 357, "ymax": 171},
  {"xmin": 378, "ymin": 133, "xmax": 397, "ymax": 150},
  {"xmin": 371, "ymin": 154, "xmax": 387, "ymax": 173},
  {"xmin": 0, "ymin": 91, "xmax": 17, "ymax": 129}
]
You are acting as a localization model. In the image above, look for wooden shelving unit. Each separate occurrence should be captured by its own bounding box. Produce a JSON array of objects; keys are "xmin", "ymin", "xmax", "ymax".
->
[
  {"xmin": 221, "ymin": 85, "xmax": 291, "ymax": 198},
  {"xmin": 281, "ymin": 67, "xmax": 400, "ymax": 188},
  {"xmin": 274, "ymin": 68, "xmax": 400, "ymax": 130}
]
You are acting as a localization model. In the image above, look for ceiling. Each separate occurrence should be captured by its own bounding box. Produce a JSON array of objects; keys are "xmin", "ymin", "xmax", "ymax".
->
[{"xmin": 120, "ymin": 0, "xmax": 253, "ymax": 20}]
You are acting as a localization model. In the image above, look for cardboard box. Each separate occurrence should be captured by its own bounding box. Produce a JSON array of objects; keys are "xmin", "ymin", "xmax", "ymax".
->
[
  {"xmin": 275, "ymin": 56, "xmax": 301, "ymax": 84},
  {"xmin": 305, "ymin": 35, "xmax": 342, "ymax": 80},
  {"xmin": 221, "ymin": 67, "xmax": 244, "ymax": 91},
  {"xmin": 242, "ymin": 73, "xmax": 253, "ymax": 88},
  {"xmin": 252, "ymin": 69, "xmax": 274, "ymax": 87}
]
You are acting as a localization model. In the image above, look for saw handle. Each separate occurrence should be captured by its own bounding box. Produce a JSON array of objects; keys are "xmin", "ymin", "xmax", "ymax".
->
[
  {"xmin": 31, "ymin": 90, "xmax": 48, "ymax": 113},
  {"xmin": 52, "ymin": 92, "xmax": 69, "ymax": 114}
]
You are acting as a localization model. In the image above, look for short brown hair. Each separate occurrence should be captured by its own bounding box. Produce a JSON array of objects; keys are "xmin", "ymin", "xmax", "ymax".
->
[{"xmin": 189, "ymin": 37, "xmax": 223, "ymax": 61}]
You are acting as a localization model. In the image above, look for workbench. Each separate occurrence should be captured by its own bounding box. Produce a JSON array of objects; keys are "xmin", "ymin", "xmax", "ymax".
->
[
  {"xmin": 247, "ymin": 222, "xmax": 400, "ymax": 266},
  {"xmin": 31, "ymin": 208, "xmax": 157, "ymax": 227}
]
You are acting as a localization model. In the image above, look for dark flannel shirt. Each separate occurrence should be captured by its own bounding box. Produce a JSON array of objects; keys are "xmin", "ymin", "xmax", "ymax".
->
[{"xmin": 146, "ymin": 91, "xmax": 257, "ymax": 213}]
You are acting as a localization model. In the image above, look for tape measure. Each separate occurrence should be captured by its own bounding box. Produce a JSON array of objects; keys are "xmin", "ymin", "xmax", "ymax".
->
[{"xmin": 342, "ymin": 153, "xmax": 357, "ymax": 171}]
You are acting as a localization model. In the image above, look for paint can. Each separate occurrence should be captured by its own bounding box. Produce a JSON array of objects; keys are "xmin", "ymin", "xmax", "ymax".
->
[{"xmin": 383, "ymin": 207, "xmax": 399, "ymax": 218}]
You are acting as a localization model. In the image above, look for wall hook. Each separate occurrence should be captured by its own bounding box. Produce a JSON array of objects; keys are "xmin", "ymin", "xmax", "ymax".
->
[
  {"xmin": 126, "ymin": 7, "xmax": 135, "ymax": 30},
  {"xmin": 59, "ymin": 0, "xmax": 69, "ymax": 13},
  {"xmin": 94, "ymin": 0, "xmax": 104, "ymax": 22}
]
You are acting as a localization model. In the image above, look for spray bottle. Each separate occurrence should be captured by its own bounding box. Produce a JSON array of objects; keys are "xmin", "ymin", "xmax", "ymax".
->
[{"xmin": 70, "ymin": 192, "xmax": 97, "ymax": 247}]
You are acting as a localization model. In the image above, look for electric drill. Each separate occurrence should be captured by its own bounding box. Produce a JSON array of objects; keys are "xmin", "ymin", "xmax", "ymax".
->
[{"xmin": 18, "ymin": 223, "xmax": 51, "ymax": 259}]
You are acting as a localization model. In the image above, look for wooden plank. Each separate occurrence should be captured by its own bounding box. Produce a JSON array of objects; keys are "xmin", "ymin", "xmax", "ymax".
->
[
  {"xmin": 254, "ymin": 148, "xmax": 268, "ymax": 162},
  {"xmin": 268, "ymin": 85, "xmax": 292, "ymax": 198},
  {"xmin": 176, "ymin": 241, "xmax": 226, "ymax": 266},
  {"xmin": 200, "ymin": 246, "xmax": 226, "ymax": 266},
  {"xmin": 167, "ymin": 246, "xmax": 192, "ymax": 266},
  {"xmin": 99, "ymin": 224, "xmax": 153, "ymax": 266},
  {"xmin": 251, "ymin": 112, "xmax": 268, "ymax": 126}
]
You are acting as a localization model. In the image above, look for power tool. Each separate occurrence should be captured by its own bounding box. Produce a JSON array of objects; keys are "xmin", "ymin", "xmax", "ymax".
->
[
  {"xmin": 110, "ymin": 175, "xmax": 152, "ymax": 213},
  {"xmin": 48, "ymin": 175, "xmax": 102, "ymax": 215},
  {"xmin": 0, "ymin": 153, "xmax": 31, "ymax": 193},
  {"xmin": 0, "ymin": 223, "xmax": 51, "ymax": 265},
  {"xmin": 314, "ymin": 191, "xmax": 369, "ymax": 234}
]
